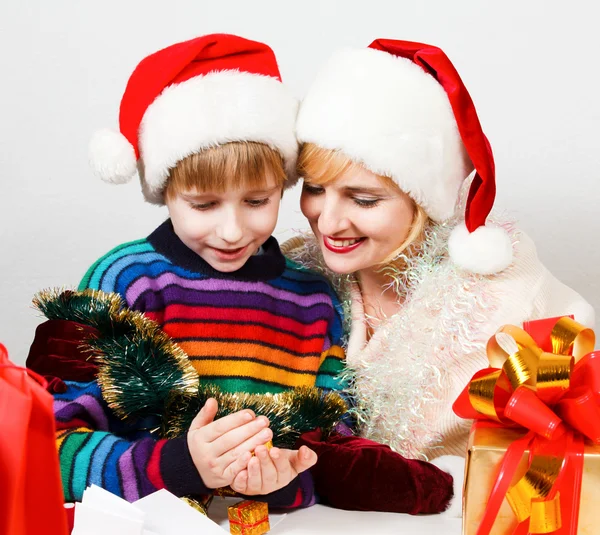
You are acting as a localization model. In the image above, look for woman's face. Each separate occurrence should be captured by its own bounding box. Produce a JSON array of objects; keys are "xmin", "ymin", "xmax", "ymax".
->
[{"xmin": 300, "ymin": 166, "xmax": 416, "ymax": 274}]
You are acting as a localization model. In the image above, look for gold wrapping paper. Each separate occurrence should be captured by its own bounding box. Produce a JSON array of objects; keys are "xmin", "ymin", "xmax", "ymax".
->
[
  {"xmin": 464, "ymin": 424, "xmax": 600, "ymax": 535},
  {"xmin": 252, "ymin": 440, "xmax": 273, "ymax": 456},
  {"xmin": 228, "ymin": 500, "xmax": 270, "ymax": 535}
]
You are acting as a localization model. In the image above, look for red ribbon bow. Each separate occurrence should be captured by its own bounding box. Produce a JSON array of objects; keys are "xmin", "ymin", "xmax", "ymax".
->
[{"xmin": 453, "ymin": 316, "xmax": 599, "ymax": 534}]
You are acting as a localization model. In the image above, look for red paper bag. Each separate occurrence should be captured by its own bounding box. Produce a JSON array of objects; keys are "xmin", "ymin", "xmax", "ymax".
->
[{"xmin": 0, "ymin": 342, "xmax": 68, "ymax": 535}]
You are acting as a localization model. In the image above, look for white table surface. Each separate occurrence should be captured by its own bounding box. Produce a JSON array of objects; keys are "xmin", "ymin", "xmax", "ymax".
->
[{"xmin": 208, "ymin": 498, "xmax": 462, "ymax": 535}]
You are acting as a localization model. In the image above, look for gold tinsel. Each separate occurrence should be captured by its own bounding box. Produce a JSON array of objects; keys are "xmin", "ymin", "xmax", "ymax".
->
[
  {"xmin": 33, "ymin": 288, "xmax": 199, "ymax": 419},
  {"xmin": 34, "ymin": 289, "xmax": 348, "ymax": 445},
  {"xmin": 162, "ymin": 384, "xmax": 348, "ymax": 444}
]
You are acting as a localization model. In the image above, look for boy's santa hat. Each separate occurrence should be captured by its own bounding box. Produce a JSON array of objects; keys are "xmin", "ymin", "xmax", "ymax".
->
[
  {"xmin": 89, "ymin": 33, "xmax": 299, "ymax": 203},
  {"xmin": 296, "ymin": 39, "xmax": 513, "ymax": 275}
]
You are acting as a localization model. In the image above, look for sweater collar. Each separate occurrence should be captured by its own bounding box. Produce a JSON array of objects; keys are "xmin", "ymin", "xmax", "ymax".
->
[{"xmin": 147, "ymin": 219, "xmax": 286, "ymax": 281}]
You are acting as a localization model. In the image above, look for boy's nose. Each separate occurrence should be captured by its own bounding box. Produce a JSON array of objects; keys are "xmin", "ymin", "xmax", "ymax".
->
[{"xmin": 216, "ymin": 213, "xmax": 244, "ymax": 244}]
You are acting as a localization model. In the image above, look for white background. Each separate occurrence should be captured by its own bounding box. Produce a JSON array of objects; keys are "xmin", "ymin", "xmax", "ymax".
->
[{"xmin": 1, "ymin": 0, "xmax": 599, "ymax": 365}]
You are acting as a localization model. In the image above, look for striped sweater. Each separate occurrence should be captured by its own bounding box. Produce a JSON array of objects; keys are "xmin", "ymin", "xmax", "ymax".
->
[{"xmin": 55, "ymin": 219, "xmax": 346, "ymax": 505}]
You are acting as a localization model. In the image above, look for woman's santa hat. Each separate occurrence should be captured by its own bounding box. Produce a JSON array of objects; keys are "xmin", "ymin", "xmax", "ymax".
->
[
  {"xmin": 296, "ymin": 39, "xmax": 513, "ymax": 275},
  {"xmin": 89, "ymin": 33, "xmax": 299, "ymax": 203}
]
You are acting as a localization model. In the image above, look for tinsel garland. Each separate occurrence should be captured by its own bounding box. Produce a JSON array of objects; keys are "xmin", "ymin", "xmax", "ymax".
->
[
  {"xmin": 33, "ymin": 289, "xmax": 347, "ymax": 445},
  {"xmin": 163, "ymin": 385, "xmax": 348, "ymax": 448},
  {"xmin": 33, "ymin": 288, "xmax": 199, "ymax": 420}
]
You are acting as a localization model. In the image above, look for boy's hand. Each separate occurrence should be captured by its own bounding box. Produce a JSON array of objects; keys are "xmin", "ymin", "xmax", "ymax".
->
[
  {"xmin": 187, "ymin": 398, "xmax": 273, "ymax": 489},
  {"xmin": 229, "ymin": 444, "xmax": 317, "ymax": 495}
]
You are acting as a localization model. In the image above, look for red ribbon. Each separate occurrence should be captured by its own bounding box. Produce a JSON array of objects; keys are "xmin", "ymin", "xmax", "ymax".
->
[
  {"xmin": 229, "ymin": 500, "xmax": 269, "ymax": 532},
  {"xmin": 453, "ymin": 317, "xmax": 598, "ymax": 534}
]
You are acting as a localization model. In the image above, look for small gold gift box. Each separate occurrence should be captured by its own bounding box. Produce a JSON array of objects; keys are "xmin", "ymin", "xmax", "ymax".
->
[
  {"xmin": 463, "ymin": 424, "xmax": 600, "ymax": 534},
  {"xmin": 228, "ymin": 500, "xmax": 270, "ymax": 535}
]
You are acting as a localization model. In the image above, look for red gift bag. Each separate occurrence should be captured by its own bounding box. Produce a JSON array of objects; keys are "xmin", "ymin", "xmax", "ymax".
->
[{"xmin": 0, "ymin": 342, "xmax": 68, "ymax": 535}]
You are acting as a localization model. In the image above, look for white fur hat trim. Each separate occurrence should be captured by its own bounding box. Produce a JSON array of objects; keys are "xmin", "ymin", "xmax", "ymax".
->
[{"xmin": 296, "ymin": 47, "xmax": 472, "ymax": 222}]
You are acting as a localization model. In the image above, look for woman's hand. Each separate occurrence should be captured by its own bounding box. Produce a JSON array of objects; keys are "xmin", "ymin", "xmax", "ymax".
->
[
  {"xmin": 230, "ymin": 444, "xmax": 317, "ymax": 495},
  {"xmin": 187, "ymin": 398, "xmax": 273, "ymax": 489}
]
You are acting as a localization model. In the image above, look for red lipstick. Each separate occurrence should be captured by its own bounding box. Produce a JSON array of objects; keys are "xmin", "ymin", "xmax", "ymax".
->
[{"xmin": 323, "ymin": 236, "xmax": 366, "ymax": 254}]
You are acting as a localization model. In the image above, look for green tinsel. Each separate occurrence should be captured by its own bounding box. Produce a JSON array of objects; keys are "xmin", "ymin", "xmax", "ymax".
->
[
  {"xmin": 34, "ymin": 289, "xmax": 124, "ymax": 332},
  {"xmin": 33, "ymin": 289, "xmax": 199, "ymax": 419},
  {"xmin": 162, "ymin": 384, "xmax": 348, "ymax": 448},
  {"xmin": 34, "ymin": 289, "xmax": 348, "ymax": 444}
]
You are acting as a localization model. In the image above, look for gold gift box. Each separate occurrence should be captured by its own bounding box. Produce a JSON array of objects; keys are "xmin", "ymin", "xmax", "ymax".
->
[
  {"xmin": 228, "ymin": 500, "xmax": 270, "ymax": 535},
  {"xmin": 464, "ymin": 424, "xmax": 600, "ymax": 535},
  {"xmin": 251, "ymin": 440, "xmax": 273, "ymax": 456}
]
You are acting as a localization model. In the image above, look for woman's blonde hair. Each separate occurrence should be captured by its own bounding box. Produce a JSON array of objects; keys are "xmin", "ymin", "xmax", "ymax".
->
[
  {"xmin": 164, "ymin": 141, "xmax": 287, "ymax": 199},
  {"xmin": 298, "ymin": 142, "xmax": 430, "ymax": 263}
]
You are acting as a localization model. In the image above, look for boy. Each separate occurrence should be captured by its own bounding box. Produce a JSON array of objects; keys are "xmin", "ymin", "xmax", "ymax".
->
[{"xmin": 51, "ymin": 34, "xmax": 345, "ymax": 508}]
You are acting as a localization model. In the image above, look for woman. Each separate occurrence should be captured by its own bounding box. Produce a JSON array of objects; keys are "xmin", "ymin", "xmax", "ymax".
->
[{"xmin": 286, "ymin": 39, "xmax": 594, "ymax": 463}]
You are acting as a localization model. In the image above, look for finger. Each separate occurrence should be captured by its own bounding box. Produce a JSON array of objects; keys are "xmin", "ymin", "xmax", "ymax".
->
[
  {"xmin": 288, "ymin": 446, "xmax": 318, "ymax": 475},
  {"xmin": 218, "ymin": 426, "xmax": 273, "ymax": 478},
  {"xmin": 231, "ymin": 469, "xmax": 249, "ymax": 494},
  {"xmin": 222, "ymin": 450, "xmax": 253, "ymax": 484},
  {"xmin": 202, "ymin": 409, "xmax": 258, "ymax": 442},
  {"xmin": 269, "ymin": 447, "xmax": 292, "ymax": 480},
  {"xmin": 188, "ymin": 398, "xmax": 218, "ymax": 432},
  {"xmin": 211, "ymin": 417, "xmax": 272, "ymax": 457},
  {"xmin": 256, "ymin": 445, "xmax": 278, "ymax": 489},
  {"xmin": 245, "ymin": 456, "xmax": 262, "ymax": 495}
]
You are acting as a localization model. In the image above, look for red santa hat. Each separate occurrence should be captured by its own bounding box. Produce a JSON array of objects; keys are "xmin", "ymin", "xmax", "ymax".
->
[
  {"xmin": 296, "ymin": 39, "xmax": 513, "ymax": 275},
  {"xmin": 89, "ymin": 33, "xmax": 299, "ymax": 203}
]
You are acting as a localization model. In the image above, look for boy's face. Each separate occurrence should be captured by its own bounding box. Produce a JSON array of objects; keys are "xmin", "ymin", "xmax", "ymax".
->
[{"xmin": 166, "ymin": 175, "xmax": 283, "ymax": 273}]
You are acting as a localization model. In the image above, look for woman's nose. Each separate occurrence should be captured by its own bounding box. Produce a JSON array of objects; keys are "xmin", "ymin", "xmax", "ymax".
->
[{"xmin": 317, "ymin": 196, "xmax": 350, "ymax": 236}]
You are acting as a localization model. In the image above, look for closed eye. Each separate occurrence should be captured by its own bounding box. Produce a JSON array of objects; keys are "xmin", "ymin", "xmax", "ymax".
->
[
  {"xmin": 353, "ymin": 197, "xmax": 381, "ymax": 208},
  {"xmin": 302, "ymin": 183, "xmax": 324, "ymax": 195},
  {"xmin": 190, "ymin": 201, "xmax": 217, "ymax": 211},
  {"xmin": 246, "ymin": 198, "xmax": 271, "ymax": 208}
]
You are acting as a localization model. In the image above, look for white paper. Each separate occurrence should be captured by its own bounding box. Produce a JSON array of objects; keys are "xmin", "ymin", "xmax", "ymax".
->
[
  {"xmin": 134, "ymin": 489, "xmax": 228, "ymax": 534},
  {"xmin": 82, "ymin": 485, "xmax": 146, "ymax": 524},
  {"xmin": 72, "ymin": 485, "xmax": 288, "ymax": 535},
  {"xmin": 71, "ymin": 501, "xmax": 144, "ymax": 535},
  {"xmin": 72, "ymin": 486, "xmax": 155, "ymax": 535}
]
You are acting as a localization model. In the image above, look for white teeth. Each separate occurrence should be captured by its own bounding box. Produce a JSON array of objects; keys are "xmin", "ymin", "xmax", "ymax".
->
[{"xmin": 328, "ymin": 237, "xmax": 361, "ymax": 247}]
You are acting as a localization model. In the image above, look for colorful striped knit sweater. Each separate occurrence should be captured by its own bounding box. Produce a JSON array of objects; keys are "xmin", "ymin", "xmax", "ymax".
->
[{"xmin": 54, "ymin": 220, "xmax": 346, "ymax": 506}]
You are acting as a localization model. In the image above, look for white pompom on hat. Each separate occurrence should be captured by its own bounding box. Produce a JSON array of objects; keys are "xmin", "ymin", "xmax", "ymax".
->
[
  {"xmin": 296, "ymin": 39, "xmax": 513, "ymax": 275},
  {"xmin": 89, "ymin": 129, "xmax": 137, "ymax": 184},
  {"xmin": 89, "ymin": 33, "xmax": 299, "ymax": 204}
]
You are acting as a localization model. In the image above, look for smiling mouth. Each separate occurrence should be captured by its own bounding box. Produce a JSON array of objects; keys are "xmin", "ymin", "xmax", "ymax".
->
[
  {"xmin": 214, "ymin": 246, "xmax": 245, "ymax": 253},
  {"xmin": 323, "ymin": 236, "xmax": 366, "ymax": 253},
  {"xmin": 210, "ymin": 244, "xmax": 249, "ymax": 260}
]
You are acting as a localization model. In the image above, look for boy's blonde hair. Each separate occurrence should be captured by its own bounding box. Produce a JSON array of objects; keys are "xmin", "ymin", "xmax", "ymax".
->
[
  {"xmin": 298, "ymin": 143, "xmax": 429, "ymax": 263},
  {"xmin": 165, "ymin": 141, "xmax": 287, "ymax": 199}
]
